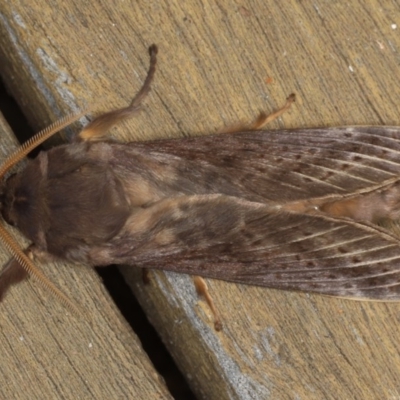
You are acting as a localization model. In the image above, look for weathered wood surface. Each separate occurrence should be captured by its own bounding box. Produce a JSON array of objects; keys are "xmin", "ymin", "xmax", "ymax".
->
[{"xmin": 1, "ymin": 1, "xmax": 400, "ymax": 399}]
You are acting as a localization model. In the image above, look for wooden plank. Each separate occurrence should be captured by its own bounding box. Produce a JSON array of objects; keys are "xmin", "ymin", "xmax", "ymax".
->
[{"xmin": 1, "ymin": 1, "xmax": 400, "ymax": 399}]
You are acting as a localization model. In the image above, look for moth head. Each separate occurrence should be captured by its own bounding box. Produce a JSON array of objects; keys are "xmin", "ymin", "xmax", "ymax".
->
[{"xmin": 0, "ymin": 110, "xmax": 87, "ymax": 313}]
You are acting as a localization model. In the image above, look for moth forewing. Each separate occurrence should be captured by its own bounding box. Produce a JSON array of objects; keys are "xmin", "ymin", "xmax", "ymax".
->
[{"xmin": 1, "ymin": 44, "xmax": 400, "ymax": 330}]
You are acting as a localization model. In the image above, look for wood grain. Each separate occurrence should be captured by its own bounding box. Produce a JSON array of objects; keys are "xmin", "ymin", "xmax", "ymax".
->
[{"xmin": 1, "ymin": 0, "xmax": 400, "ymax": 399}]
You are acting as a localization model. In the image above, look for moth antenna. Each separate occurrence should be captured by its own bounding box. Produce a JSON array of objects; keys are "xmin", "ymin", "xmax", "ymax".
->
[
  {"xmin": 0, "ymin": 222, "xmax": 80, "ymax": 314},
  {"xmin": 0, "ymin": 109, "xmax": 88, "ymax": 179},
  {"xmin": 79, "ymin": 44, "xmax": 158, "ymax": 141}
]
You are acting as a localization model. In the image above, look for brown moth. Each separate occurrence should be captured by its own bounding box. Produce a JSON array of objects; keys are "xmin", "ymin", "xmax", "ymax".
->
[{"xmin": 1, "ymin": 44, "xmax": 400, "ymax": 327}]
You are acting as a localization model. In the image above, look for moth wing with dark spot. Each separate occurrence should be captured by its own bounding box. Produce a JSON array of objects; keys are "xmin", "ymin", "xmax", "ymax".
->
[
  {"xmin": 122, "ymin": 126, "xmax": 400, "ymax": 203},
  {"xmin": 89, "ymin": 194, "xmax": 400, "ymax": 300}
]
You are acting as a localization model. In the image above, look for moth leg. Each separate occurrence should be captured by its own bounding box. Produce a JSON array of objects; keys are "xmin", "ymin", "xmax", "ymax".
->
[
  {"xmin": 142, "ymin": 268, "xmax": 151, "ymax": 285},
  {"xmin": 0, "ymin": 242, "xmax": 57, "ymax": 301},
  {"xmin": 141, "ymin": 272, "xmax": 221, "ymax": 329},
  {"xmin": 0, "ymin": 241, "xmax": 62, "ymax": 302},
  {"xmin": 218, "ymin": 93, "xmax": 295, "ymax": 134},
  {"xmin": 79, "ymin": 44, "xmax": 158, "ymax": 141},
  {"xmin": 193, "ymin": 276, "xmax": 222, "ymax": 331},
  {"xmin": 0, "ymin": 258, "xmax": 29, "ymax": 301}
]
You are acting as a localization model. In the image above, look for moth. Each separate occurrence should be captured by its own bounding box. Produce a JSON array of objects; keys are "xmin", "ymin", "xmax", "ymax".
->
[{"xmin": 1, "ymin": 45, "xmax": 400, "ymax": 329}]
